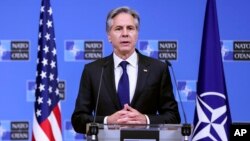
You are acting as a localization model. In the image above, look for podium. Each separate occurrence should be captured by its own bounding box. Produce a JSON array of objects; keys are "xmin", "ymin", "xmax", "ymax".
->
[{"xmin": 86, "ymin": 123, "xmax": 191, "ymax": 141}]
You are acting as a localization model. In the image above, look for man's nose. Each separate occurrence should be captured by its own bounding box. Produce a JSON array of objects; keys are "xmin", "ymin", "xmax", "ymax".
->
[{"xmin": 121, "ymin": 29, "xmax": 128, "ymax": 36}]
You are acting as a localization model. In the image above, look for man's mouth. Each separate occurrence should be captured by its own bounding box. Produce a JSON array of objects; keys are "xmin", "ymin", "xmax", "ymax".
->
[{"xmin": 120, "ymin": 41, "xmax": 130, "ymax": 46}]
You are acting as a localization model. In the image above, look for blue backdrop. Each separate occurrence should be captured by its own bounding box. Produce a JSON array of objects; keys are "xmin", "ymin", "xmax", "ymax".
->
[{"xmin": 0, "ymin": 0, "xmax": 249, "ymax": 140}]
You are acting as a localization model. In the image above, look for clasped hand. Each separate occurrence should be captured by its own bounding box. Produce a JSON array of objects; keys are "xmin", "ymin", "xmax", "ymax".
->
[{"xmin": 107, "ymin": 104, "xmax": 147, "ymax": 124}]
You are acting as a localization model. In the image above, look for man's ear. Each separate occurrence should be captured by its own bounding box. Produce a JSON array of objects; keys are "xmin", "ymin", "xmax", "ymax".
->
[{"xmin": 108, "ymin": 34, "xmax": 111, "ymax": 42}]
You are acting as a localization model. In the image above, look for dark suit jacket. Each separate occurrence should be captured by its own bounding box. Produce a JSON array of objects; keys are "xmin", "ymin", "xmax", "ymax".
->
[{"xmin": 71, "ymin": 50, "xmax": 180, "ymax": 133}]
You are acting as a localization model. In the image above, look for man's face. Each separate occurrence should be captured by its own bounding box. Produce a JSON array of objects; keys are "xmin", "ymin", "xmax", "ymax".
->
[{"xmin": 108, "ymin": 13, "xmax": 138, "ymax": 57}]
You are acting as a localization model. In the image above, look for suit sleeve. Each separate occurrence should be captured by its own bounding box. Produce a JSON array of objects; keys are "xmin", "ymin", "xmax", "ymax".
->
[
  {"xmin": 71, "ymin": 66, "xmax": 93, "ymax": 134},
  {"xmin": 71, "ymin": 65, "xmax": 106, "ymax": 134},
  {"xmin": 148, "ymin": 64, "xmax": 181, "ymax": 124}
]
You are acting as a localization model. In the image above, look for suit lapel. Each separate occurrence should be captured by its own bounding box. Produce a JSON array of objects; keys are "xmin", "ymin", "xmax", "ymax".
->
[
  {"xmin": 102, "ymin": 55, "xmax": 121, "ymax": 110},
  {"xmin": 131, "ymin": 53, "xmax": 150, "ymax": 106}
]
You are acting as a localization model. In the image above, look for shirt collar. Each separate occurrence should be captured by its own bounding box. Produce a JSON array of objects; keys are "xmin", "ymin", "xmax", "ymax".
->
[{"xmin": 113, "ymin": 51, "xmax": 138, "ymax": 68}]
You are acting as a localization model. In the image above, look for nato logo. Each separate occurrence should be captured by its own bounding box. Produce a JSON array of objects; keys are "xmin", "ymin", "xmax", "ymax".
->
[
  {"xmin": 26, "ymin": 80, "xmax": 65, "ymax": 102},
  {"xmin": 26, "ymin": 80, "xmax": 36, "ymax": 102},
  {"xmin": 176, "ymin": 80, "xmax": 196, "ymax": 102},
  {"xmin": 10, "ymin": 121, "xmax": 29, "ymax": 140},
  {"xmin": 192, "ymin": 92, "xmax": 230, "ymax": 141},
  {"xmin": 0, "ymin": 121, "xmax": 29, "ymax": 140},
  {"xmin": 138, "ymin": 40, "xmax": 177, "ymax": 60},
  {"xmin": 64, "ymin": 121, "xmax": 85, "ymax": 140},
  {"xmin": 0, "ymin": 40, "xmax": 29, "ymax": 61},
  {"xmin": 221, "ymin": 40, "xmax": 250, "ymax": 61},
  {"xmin": 233, "ymin": 41, "xmax": 250, "ymax": 61},
  {"xmin": 221, "ymin": 40, "xmax": 234, "ymax": 61},
  {"xmin": 0, "ymin": 120, "xmax": 11, "ymax": 140},
  {"xmin": 65, "ymin": 40, "xmax": 103, "ymax": 61}
]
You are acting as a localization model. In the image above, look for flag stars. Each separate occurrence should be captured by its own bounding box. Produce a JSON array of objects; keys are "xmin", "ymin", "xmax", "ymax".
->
[
  {"xmin": 36, "ymin": 58, "xmax": 39, "ymax": 64},
  {"xmin": 38, "ymin": 32, "xmax": 41, "ymax": 39},
  {"xmin": 55, "ymin": 88, "xmax": 59, "ymax": 96},
  {"xmin": 38, "ymin": 45, "xmax": 41, "ymax": 52},
  {"xmin": 46, "ymin": 20, "xmax": 52, "ymax": 28},
  {"xmin": 45, "ymin": 33, "xmax": 50, "ymax": 41},
  {"xmin": 47, "ymin": 98, "xmax": 52, "ymax": 106},
  {"xmin": 52, "ymin": 48, "xmax": 56, "ymax": 56},
  {"xmin": 48, "ymin": 86, "xmax": 53, "ymax": 93},
  {"xmin": 40, "ymin": 71, "xmax": 47, "ymax": 79},
  {"xmin": 42, "ymin": 58, "xmax": 48, "ymax": 66},
  {"xmin": 50, "ymin": 60, "xmax": 56, "ymax": 69},
  {"xmin": 39, "ymin": 19, "xmax": 43, "ymax": 26},
  {"xmin": 49, "ymin": 73, "xmax": 54, "ymax": 81},
  {"xmin": 43, "ymin": 45, "xmax": 49, "ymax": 53},
  {"xmin": 39, "ymin": 84, "xmax": 45, "ymax": 92},
  {"xmin": 36, "ymin": 109, "xmax": 42, "ymax": 117},
  {"xmin": 37, "ymin": 96, "xmax": 43, "ymax": 104},
  {"xmin": 40, "ymin": 6, "xmax": 44, "ymax": 12},
  {"xmin": 48, "ymin": 7, "xmax": 53, "ymax": 15}
]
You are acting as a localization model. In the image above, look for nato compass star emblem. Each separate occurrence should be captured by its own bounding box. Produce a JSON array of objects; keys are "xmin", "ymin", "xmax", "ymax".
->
[{"xmin": 192, "ymin": 92, "xmax": 229, "ymax": 141}]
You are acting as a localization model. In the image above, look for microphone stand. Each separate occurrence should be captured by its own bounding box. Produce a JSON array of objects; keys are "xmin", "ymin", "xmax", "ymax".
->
[
  {"xmin": 87, "ymin": 64, "xmax": 106, "ymax": 141},
  {"xmin": 182, "ymin": 123, "xmax": 191, "ymax": 141},
  {"xmin": 166, "ymin": 60, "xmax": 191, "ymax": 141},
  {"xmin": 86, "ymin": 123, "xmax": 99, "ymax": 141}
]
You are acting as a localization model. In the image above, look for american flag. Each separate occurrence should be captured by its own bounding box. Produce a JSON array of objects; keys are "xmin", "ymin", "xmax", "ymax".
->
[
  {"xmin": 192, "ymin": 0, "xmax": 231, "ymax": 140},
  {"xmin": 32, "ymin": 0, "xmax": 62, "ymax": 141}
]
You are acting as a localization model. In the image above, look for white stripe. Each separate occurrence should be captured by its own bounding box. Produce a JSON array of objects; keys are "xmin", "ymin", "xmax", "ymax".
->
[
  {"xmin": 32, "ymin": 114, "xmax": 50, "ymax": 141},
  {"xmin": 200, "ymin": 91, "xmax": 226, "ymax": 99},
  {"xmin": 48, "ymin": 106, "xmax": 62, "ymax": 141}
]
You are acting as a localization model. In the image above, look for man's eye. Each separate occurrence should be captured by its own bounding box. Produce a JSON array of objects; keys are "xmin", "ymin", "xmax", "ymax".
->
[{"xmin": 128, "ymin": 27, "xmax": 135, "ymax": 30}]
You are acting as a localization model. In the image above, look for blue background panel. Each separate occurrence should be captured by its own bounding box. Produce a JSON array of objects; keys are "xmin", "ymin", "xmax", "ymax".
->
[{"xmin": 0, "ymin": 0, "xmax": 250, "ymax": 140}]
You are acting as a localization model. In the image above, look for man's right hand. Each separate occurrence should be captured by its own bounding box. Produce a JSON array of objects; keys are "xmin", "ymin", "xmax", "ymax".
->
[{"xmin": 107, "ymin": 108, "xmax": 130, "ymax": 124}]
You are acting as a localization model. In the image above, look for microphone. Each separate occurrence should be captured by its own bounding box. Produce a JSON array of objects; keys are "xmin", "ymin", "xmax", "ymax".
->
[
  {"xmin": 87, "ymin": 60, "xmax": 109, "ymax": 141},
  {"xmin": 165, "ymin": 60, "xmax": 191, "ymax": 141}
]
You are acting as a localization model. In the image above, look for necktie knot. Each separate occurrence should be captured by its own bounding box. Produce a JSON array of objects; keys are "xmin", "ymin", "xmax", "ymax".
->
[{"xmin": 120, "ymin": 61, "xmax": 128, "ymax": 71}]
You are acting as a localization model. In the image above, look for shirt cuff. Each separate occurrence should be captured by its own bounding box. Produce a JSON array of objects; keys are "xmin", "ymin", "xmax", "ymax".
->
[
  {"xmin": 145, "ymin": 114, "xmax": 150, "ymax": 124},
  {"xmin": 104, "ymin": 116, "xmax": 108, "ymax": 124}
]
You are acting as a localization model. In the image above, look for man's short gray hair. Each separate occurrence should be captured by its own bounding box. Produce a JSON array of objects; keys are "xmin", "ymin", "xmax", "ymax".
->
[{"xmin": 106, "ymin": 6, "xmax": 140, "ymax": 33}]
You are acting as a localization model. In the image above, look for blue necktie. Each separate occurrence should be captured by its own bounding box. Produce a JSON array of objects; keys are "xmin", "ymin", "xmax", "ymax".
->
[{"xmin": 118, "ymin": 61, "xmax": 130, "ymax": 107}]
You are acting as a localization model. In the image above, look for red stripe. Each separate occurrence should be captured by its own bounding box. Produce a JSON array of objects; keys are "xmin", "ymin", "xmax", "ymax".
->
[
  {"xmin": 32, "ymin": 131, "xmax": 35, "ymax": 141},
  {"xmin": 53, "ymin": 104, "xmax": 62, "ymax": 131},
  {"xmin": 40, "ymin": 119, "xmax": 56, "ymax": 141}
]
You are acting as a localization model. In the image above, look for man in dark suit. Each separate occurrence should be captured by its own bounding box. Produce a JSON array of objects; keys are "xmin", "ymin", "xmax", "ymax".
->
[{"xmin": 71, "ymin": 6, "xmax": 180, "ymax": 134}]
